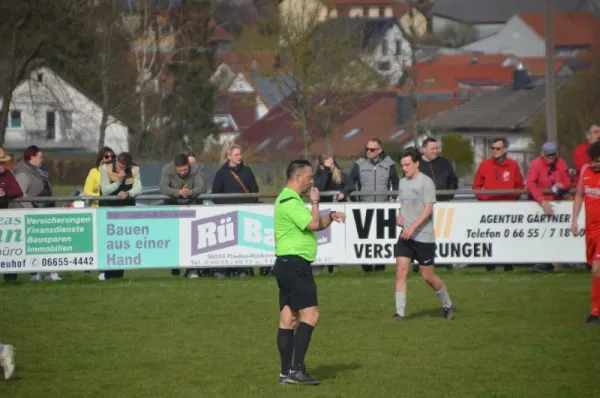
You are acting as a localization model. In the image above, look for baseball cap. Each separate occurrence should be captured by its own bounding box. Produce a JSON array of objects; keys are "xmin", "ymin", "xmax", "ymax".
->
[{"xmin": 542, "ymin": 142, "xmax": 557, "ymax": 155}]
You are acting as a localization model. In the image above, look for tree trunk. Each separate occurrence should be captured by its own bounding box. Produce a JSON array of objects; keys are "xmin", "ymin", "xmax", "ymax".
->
[
  {"xmin": 0, "ymin": 91, "xmax": 11, "ymax": 148},
  {"xmin": 302, "ymin": 122, "xmax": 311, "ymax": 159},
  {"xmin": 324, "ymin": 130, "xmax": 332, "ymax": 154},
  {"xmin": 98, "ymin": 23, "xmax": 111, "ymax": 153}
]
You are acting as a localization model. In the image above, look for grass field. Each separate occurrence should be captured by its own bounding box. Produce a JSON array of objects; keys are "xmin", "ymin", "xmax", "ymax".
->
[{"xmin": 1, "ymin": 267, "xmax": 599, "ymax": 397}]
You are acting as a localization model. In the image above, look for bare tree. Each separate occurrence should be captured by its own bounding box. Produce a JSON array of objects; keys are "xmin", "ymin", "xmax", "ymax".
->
[
  {"xmin": 0, "ymin": 1, "xmax": 90, "ymax": 147},
  {"xmin": 238, "ymin": 0, "xmax": 388, "ymax": 158}
]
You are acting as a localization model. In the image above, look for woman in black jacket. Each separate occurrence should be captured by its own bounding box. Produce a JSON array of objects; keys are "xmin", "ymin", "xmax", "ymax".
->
[
  {"xmin": 314, "ymin": 154, "xmax": 355, "ymax": 203},
  {"xmin": 211, "ymin": 142, "xmax": 259, "ymax": 278},
  {"xmin": 313, "ymin": 154, "xmax": 355, "ymax": 275}
]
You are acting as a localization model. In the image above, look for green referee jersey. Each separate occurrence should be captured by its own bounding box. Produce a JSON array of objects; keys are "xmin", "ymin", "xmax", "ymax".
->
[{"xmin": 274, "ymin": 187, "xmax": 317, "ymax": 262}]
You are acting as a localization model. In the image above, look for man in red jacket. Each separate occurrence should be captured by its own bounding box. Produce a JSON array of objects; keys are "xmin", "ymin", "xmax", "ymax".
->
[
  {"xmin": 574, "ymin": 125, "xmax": 600, "ymax": 178},
  {"xmin": 527, "ymin": 142, "xmax": 572, "ymax": 272},
  {"xmin": 473, "ymin": 138, "xmax": 524, "ymax": 271},
  {"xmin": 526, "ymin": 142, "xmax": 572, "ymax": 215},
  {"xmin": 473, "ymin": 138, "xmax": 524, "ymax": 201}
]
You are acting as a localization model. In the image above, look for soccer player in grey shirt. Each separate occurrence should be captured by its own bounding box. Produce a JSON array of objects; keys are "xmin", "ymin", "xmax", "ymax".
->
[{"xmin": 393, "ymin": 147, "xmax": 456, "ymax": 321}]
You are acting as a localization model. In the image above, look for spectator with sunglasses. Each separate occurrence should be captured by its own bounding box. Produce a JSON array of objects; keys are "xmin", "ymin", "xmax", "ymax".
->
[
  {"xmin": 527, "ymin": 142, "xmax": 572, "ymax": 272},
  {"xmin": 473, "ymin": 138, "xmax": 524, "ymax": 201},
  {"xmin": 473, "ymin": 138, "xmax": 524, "ymax": 271},
  {"xmin": 84, "ymin": 147, "xmax": 116, "ymax": 207},
  {"xmin": 350, "ymin": 138, "xmax": 399, "ymax": 273}
]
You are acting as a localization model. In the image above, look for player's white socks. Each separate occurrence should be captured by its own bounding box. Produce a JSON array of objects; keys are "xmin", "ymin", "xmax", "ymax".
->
[
  {"xmin": 436, "ymin": 286, "xmax": 453, "ymax": 308},
  {"xmin": 395, "ymin": 292, "xmax": 406, "ymax": 316}
]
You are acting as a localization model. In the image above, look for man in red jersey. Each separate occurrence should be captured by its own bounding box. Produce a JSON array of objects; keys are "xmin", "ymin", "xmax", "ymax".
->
[
  {"xmin": 571, "ymin": 140, "xmax": 600, "ymax": 324},
  {"xmin": 573, "ymin": 125, "xmax": 600, "ymax": 178}
]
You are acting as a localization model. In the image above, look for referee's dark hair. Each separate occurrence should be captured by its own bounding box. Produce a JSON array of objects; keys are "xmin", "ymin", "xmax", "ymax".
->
[
  {"xmin": 588, "ymin": 140, "xmax": 600, "ymax": 161},
  {"xmin": 400, "ymin": 146, "xmax": 421, "ymax": 163},
  {"xmin": 286, "ymin": 159, "xmax": 312, "ymax": 180}
]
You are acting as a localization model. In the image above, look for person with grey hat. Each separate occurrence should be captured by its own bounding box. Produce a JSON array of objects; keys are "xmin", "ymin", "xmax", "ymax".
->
[{"xmin": 526, "ymin": 142, "xmax": 572, "ymax": 272}]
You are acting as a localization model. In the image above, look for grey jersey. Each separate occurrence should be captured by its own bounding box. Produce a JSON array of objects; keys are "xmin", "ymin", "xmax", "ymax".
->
[{"xmin": 398, "ymin": 172, "xmax": 437, "ymax": 243}]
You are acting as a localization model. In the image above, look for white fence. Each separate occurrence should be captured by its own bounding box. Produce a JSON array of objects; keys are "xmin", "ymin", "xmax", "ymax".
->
[{"xmin": 0, "ymin": 201, "xmax": 585, "ymax": 273}]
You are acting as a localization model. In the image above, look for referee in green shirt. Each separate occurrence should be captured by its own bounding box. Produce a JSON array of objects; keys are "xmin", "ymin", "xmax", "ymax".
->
[{"xmin": 274, "ymin": 159, "xmax": 345, "ymax": 386}]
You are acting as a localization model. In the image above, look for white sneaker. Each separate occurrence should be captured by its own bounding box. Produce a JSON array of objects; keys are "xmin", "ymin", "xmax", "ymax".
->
[
  {"xmin": 187, "ymin": 273, "xmax": 199, "ymax": 279},
  {"xmin": 45, "ymin": 272, "xmax": 61, "ymax": 281},
  {"xmin": 30, "ymin": 273, "xmax": 41, "ymax": 281},
  {"xmin": 98, "ymin": 273, "xmax": 105, "ymax": 281},
  {"xmin": 0, "ymin": 344, "xmax": 15, "ymax": 380}
]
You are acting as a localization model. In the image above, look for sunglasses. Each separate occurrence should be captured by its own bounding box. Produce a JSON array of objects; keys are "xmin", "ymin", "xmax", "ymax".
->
[
  {"xmin": 365, "ymin": 147, "xmax": 380, "ymax": 152},
  {"xmin": 103, "ymin": 154, "xmax": 115, "ymax": 160}
]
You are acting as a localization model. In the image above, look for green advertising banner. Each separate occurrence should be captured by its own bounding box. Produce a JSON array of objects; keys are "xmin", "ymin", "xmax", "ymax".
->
[{"xmin": 24, "ymin": 210, "xmax": 98, "ymax": 272}]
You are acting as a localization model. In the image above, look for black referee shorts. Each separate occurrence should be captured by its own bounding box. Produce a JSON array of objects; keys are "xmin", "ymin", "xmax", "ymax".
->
[
  {"xmin": 394, "ymin": 237, "xmax": 436, "ymax": 266},
  {"xmin": 274, "ymin": 255, "xmax": 318, "ymax": 311}
]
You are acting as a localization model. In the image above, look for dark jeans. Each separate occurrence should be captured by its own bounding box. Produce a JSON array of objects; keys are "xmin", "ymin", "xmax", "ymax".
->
[
  {"xmin": 105, "ymin": 270, "xmax": 124, "ymax": 279},
  {"xmin": 361, "ymin": 264, "xmax": 386, "ymax": 272}
]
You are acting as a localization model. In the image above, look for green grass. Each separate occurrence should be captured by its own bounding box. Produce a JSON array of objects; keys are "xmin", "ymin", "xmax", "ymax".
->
[
  {"xmin": 1, "ymin": 267, "xmax": 599, "ymax": 397},
  {"xmin": 53, "ymin": 185, "xmax": 80, "ymax": 197}
]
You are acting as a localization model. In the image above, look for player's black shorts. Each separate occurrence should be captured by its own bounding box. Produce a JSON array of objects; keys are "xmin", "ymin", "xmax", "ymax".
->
[
  {"xmin": 394, "ymin": 237, "xmax": 436, "ymax": 266},
  {"xmin": 274, "ymin": 255, "xmax": 318, "ymax": 311}
]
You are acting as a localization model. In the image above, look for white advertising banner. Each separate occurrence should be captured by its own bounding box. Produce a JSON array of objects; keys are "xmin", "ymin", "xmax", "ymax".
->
[
  {"xmin": 178, "ymin": 204, "xmax": 347, "ymax": 267},
  {"xmin": 345, "ymin": 201, "xmax": 586, "ymax": 264}
]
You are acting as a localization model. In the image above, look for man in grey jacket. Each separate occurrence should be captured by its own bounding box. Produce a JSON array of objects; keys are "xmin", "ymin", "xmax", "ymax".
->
[
  {"xmin": 160, "ymin": 153, "xmax": 206, "ymax": 205},
  {"xmin": 350, "ymin": 138, "xmax": 400, "ymax": 272},
  {"xmin": 160, "ymin": 153, "xmax": 206, "ymax": 278}
]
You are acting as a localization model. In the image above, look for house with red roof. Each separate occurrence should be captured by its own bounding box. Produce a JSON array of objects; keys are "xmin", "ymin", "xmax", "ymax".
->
[
  {"xmin": 237, "ymin": 90, "xmax": 464, "ymax": 159},
  {"xmin": 397, "ymin": 53, "xmax": 573, "ymax": 96}
]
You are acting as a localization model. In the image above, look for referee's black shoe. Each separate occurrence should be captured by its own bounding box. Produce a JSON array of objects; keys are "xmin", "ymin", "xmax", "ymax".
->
[{"xmin": 285, "ymin": 365, "xmax": 320, "ymax": 385}]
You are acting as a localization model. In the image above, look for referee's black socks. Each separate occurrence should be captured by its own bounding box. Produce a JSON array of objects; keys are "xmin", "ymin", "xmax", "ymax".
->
[
  {"xmin": 277, "ymin": 328, "xmax": 295, "ymax": 375},
  {"xmin": 293, "ymin": 322, "xmax": 314, "ymax": 370}
]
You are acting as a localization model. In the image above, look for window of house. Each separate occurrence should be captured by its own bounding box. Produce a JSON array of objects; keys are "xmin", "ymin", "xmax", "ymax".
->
[
  {"xmin": 379, "ymin": 7, "xmax": 385, "ymax": 16},
  {"xmin": 395, "ymin": 40, "xmax": 401, "ymax": 55},
  {"xmin": 363, "ymin": 7, "xmax": 368, "ymax": 16},
  {"xmin": 378, "ymin": 61, "xmax": 391, "ymax": 71},
  {"xmin": 217, "ymin": 42, "xmax": 232, "ymax": 52},
  {"xmin": 10, "ymin": 110, "xmax": 21, "ymax": 128},
  {"xmin": 37, "ymin": 72, "xmax": 43, "ymax": 83},
  {"xmin": 381, "ymin": 39, "xmax": 388, "ymax": 56}
]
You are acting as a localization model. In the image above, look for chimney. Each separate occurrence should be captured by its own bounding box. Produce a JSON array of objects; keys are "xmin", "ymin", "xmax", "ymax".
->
[
  {"xmin": 512, "ymin": 64, "xmax": 530, "ymax": 90},
  {"xmin": 396, "ymin": 94, "xmax": 413, "ymax": 125}
]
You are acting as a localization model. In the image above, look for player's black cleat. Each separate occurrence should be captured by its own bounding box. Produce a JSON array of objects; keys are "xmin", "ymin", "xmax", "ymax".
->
[
  {"xmin": 585, "ymin": 314, "xmax": 600, "ymax": 324},
  {"xmin": 285, "ymin": 365, "xmax": 320, "ymax": 385},
  {"xmin": 443, "ymin": 301, "xmax": 456, "ymax": 320},
  {"xmin": 392, "ymin": 314, "xmax": 405, "ymax": 321}
]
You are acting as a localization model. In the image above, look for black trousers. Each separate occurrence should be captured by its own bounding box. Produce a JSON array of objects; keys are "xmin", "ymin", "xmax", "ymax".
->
[{"xmin": 105, "ymin": 270, "xmax": 124, "ymax": 279}]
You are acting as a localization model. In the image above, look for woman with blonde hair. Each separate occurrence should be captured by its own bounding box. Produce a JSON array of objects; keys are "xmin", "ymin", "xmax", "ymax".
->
[
  {"xmin": 313, "ymin": 154, "xmax": 354, "ymax": 275},
  {"xmin": 315, "ymin": 154, "xmax": 354, "ymax": 203},
  {"xmin": 84, "ymin": 146, "xmax": 115, "ymax": 207},
  {"xmin": 211, "ymin": 141, "xmax": 259, "ymax": 278}
]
